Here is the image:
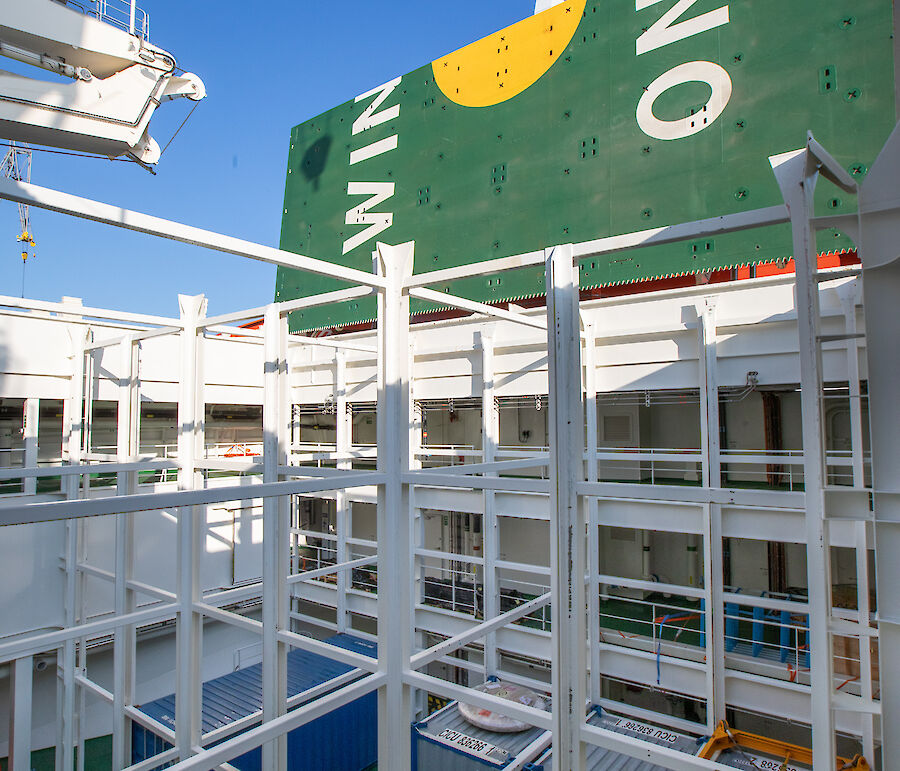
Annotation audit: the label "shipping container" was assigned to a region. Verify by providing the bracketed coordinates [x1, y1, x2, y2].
[524, 709, 703, 770]
[413, 699, 550, 770]
[132, 633, 377, 771]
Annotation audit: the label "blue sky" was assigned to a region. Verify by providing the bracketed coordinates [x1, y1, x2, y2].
[2, 0, 534, 317]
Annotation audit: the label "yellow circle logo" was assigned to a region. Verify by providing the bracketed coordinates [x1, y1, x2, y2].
[432, 1, 588, 107]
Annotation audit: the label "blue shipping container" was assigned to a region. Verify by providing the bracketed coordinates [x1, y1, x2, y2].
[132, 633, 377, 771]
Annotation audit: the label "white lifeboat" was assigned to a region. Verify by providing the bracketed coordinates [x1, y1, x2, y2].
[0, 0, 205, 165]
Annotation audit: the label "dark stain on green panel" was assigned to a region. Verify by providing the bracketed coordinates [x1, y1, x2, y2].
[276, 0, 894, 331]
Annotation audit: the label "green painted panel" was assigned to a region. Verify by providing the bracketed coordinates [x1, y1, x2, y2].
[0, 735, 112, 771]
[276, 1, 894, 331]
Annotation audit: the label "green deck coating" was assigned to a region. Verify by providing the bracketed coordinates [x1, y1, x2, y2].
[1, 735, 112, 771]
[276, 1, 895, 330]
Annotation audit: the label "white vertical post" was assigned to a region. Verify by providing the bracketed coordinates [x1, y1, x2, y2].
[583, 321, 602, 707]
[83, 351, 95, 461]
[262, 303, 289, 770]
[697, 299, 725, 728]
[335, 351, 351, 633]
[478, 330, 500, 677]
[22, 399, 38, 495]
[9, 656, 33, 771]
[864, 251, 900, 770]
[410, 341, 428, 718]
[58, 328, 87, 771]
[175, 295, 206, 762]
[112, 335, 137, 769]
[838, 283, 876, 761]
[128, 0, 136, 34]
[545, 244, 586, 770]
[838, 285, 866, 488]
[771, 149, 835, 768]
[375, 241, 414, 771]
[856, 124, 900, 771]
[698, 299, 721, 487]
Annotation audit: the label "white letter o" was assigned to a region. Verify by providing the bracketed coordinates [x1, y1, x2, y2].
[636, 61, 733, 141]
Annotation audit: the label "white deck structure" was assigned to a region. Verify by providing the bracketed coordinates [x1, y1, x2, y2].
[0, 0, 205, 165]
[0, 126, 898, 771]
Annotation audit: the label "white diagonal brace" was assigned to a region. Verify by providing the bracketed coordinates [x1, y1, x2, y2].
[0, 178, 386, 288]
[410, 286, 547, 329]
[411, 592, 550, 670]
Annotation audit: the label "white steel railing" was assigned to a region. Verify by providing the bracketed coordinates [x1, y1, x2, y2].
[419, 557, 482, 617]
[598, 590, 706, 652]
[720, 448, 867, 489]
[592, 447, 703, 486]
[1, 130, 894, 771]
[67, 0, 151, 39]
[500, 576, 552, 632]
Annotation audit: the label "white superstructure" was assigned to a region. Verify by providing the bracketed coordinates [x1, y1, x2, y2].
[0, 123, 897, 771]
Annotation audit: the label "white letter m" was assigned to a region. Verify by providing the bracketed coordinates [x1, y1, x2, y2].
[342, 182, 395, 255]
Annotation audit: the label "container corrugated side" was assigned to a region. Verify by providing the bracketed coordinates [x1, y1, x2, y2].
[131, 633, 377, 771]
[525, 710, 703, 770]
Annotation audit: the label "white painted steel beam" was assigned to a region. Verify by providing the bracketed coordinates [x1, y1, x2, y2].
[479, 330, 500, 677]
[404, 250, 545, 290]
[0, 459, 178, 480]
[194, 603, 262, 635]
[87, 326, 181, 350]
[206, 324, 376, 354]
[545, 243, 587, 770]
[0, 602, 180, 664]
[770, 145, 836, 769]
[0, 293, 181, 327]
[403, 473, 550, 493]
[0, 178, 387, 288]
[113, 335, 138, 769]
[77, 562, 176, 603]
[22, 399, 38, 495]
[58, 327, 87, 771]
[334, 351, 351, 632]
[375, 241, 415, 771]
[410, 286, 547, 329]
[275, 629, 379, 673]
[573, 204, 789, 260]
[697, 298, 726, 729]
[124, 749, 181, 771]
[9, 657, 33, 771]
[261, 304, 289, 770]
[161, 673, 385, 771]
[0, 472, 384, 526]
[410, 592, 551, 670]
[284, 555, 376, 585]
[200, 286, 376, 329]
[576, 481, 804, 508]
[175, 294, 206, 764]
[422, 455, 550, 475]
[857, 120, 900, 771]
[583, 321, 602, 706]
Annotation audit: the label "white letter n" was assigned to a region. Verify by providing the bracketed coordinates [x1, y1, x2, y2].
[352, 77, 402, 135]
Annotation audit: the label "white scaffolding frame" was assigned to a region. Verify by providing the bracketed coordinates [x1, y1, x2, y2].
[0, 124, 898, 771]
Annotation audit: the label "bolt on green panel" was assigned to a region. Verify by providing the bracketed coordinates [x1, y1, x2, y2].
[276, 0, 895, 331]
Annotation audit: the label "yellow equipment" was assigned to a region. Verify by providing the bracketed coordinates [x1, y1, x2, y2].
[697, 721, 870, 771]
